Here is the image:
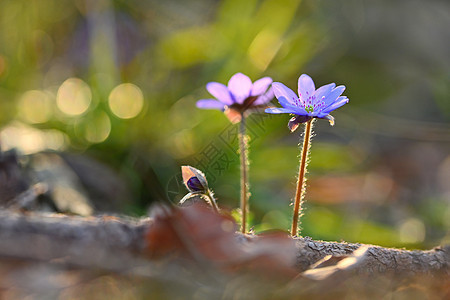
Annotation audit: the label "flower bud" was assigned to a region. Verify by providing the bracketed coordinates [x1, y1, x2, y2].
[181, 165, 209, 193]
[288, 115, 313, 132]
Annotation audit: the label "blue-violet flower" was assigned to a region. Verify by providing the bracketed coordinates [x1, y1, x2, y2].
[197, 73, 274, 123]
[265, 74, 349, 131]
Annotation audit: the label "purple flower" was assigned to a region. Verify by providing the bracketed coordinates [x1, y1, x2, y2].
[196, 73, 274, 123]
[265, 74, 349, 131]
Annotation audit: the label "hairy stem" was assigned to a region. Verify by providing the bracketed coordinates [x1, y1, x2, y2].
[206, 190, 219, 212]
[291, 119, 314, 236]
[239, 114, 249, 233]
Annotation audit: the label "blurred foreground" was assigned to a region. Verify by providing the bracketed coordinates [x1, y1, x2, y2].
[0, 204, 448, 299]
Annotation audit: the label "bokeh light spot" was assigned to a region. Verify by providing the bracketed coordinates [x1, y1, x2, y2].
[18, 90, 53, 124]
[108, 83, 144, 119]
[398, 218, 426, 244]
[0, 122, 68, 155]
[84, 112, 111, 144]
[57, 78, 92, 116]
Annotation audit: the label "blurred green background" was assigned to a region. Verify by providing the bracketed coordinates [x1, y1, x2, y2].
[0, 0, 449, 249]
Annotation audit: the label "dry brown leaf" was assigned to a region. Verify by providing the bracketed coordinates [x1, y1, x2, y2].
[144, 204, 299, 279]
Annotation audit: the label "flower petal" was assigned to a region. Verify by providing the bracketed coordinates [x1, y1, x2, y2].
[298, 74, 315, 103]
[322, 114, 335, 126]
[253, 88, 274, 105]
[228, 73, 252, 104]
[321, 96, 349, 114]
[277, 96, 308, 115]
[251, 77, 273, 96]
[322, 85, 345, 107]
[272, 82, 298, 105]
[265, 107, 296, 114]
[314, 83, 335, 102]
[196, 99, 226, 110]
[206, 82, 233, 105]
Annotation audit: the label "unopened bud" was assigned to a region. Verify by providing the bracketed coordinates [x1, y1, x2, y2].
[181, 165, 209, 193]
[288, 115, 313, 132]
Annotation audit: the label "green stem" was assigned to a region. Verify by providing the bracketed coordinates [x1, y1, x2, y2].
[291, 119, 314, 236]
[239, 114, 249, 233]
